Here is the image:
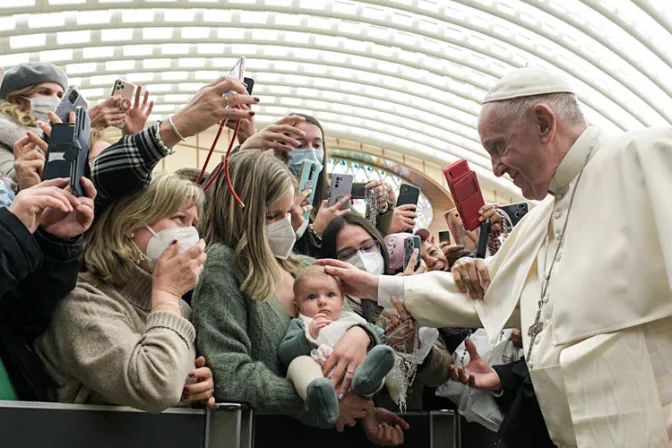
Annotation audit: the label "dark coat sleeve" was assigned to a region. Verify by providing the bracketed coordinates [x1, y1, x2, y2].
[492, 360, 555, 448]
[0, 207, 82, 400]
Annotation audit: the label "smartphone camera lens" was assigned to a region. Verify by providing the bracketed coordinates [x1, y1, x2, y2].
[69, 91, 78, 103]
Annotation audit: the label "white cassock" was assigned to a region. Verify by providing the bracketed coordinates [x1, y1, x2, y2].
[379, 126, 672, 448]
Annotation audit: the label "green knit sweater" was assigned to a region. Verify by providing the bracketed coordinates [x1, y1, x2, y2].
[192, 244, 382, 423]
[192, 244, 313, 417]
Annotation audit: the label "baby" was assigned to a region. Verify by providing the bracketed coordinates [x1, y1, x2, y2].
[278, 265, 395, 426]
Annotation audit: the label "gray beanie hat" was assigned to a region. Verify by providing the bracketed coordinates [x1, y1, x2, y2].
[0, 62, 68, 100]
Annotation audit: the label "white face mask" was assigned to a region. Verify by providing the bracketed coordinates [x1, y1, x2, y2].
[266, 215, 296, 260]
[26, 96, 60, 123]
[295, 218, 310, 240]
[347, 251, 385, 276]
[144, 225, 200, 272]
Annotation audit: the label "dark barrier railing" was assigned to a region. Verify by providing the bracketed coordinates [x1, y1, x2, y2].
[0, 401, 457, 448]
[0, 401, 253, 448]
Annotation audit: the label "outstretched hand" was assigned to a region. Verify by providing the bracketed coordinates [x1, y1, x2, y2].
[448, 338, 501, 391]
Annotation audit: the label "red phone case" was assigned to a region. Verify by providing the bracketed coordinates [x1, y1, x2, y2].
[443, 159, 485, 232]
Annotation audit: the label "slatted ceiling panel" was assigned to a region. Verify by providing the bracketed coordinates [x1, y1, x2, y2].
[2, 0, 671, 200]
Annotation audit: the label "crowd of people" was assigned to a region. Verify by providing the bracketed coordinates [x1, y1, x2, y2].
[1, 59, 671, 448]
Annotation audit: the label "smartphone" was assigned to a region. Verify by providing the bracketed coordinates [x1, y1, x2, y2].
[403, 235, 422, 271]
[243, 77, 255, 95]
[54, 86, 88, 123]
[111, 78, 137, 118]
[328, 174, 353, 209]
[443, 159, 485, 232]
[298, 160, 323, 219]
[499, 202, 530, 227]
[475, 221, 490, 259]
[351, 182, 367, 200]
[452, 172, 485, 232]
[228, 57, 245, 82]
[439, 230, 451, 243]
[443, 159, 470, 185]
[396, 184, 420, 207]
[42, 106, 90, 197]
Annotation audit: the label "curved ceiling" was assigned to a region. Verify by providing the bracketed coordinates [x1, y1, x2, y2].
[1, 0, 671, 199]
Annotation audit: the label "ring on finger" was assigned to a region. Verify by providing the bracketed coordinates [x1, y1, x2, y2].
[460, 272, 469, 283]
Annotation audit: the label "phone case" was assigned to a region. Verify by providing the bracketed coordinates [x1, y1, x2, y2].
[42, 124, 74, 181]
[298, 160, 323, 219]
[452, 171, 485, 231]
[243, 77, 255, 95]
[403, 235, 421, 271]
[111, 79, 136, 100]
[54, 86, 88, 123]
[439, 230, 451, 243]
[396, 184, 420, 207]
[351, 182, 367, 200]
[228, 57, 245, 81]
[475, 220, 491, 259]
[443, 159, 471, 213]
[328, 174, 353, 209]
[70, 107, 90, 196]
[443, 160, 470, 185]
[42, 107, 90, 197]
[499, 202, 530, 227]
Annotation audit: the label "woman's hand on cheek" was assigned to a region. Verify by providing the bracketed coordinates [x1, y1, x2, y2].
[322, 326, 370, 398]
[335, 392, 373, 432]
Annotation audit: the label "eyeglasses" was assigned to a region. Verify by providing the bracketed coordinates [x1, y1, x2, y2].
[336, 240, 381, 262]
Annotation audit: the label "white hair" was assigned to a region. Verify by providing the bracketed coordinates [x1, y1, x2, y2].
[490, 92, 586, 127]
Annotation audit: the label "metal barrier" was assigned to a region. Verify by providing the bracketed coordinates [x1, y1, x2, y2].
[0, 402, 456, 448]
[0, 401, 253, 448]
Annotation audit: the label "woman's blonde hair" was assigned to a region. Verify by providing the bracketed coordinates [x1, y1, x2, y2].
[84, 173, 204, 286]
[0, 84, 43, 127]
[202, 150, 300, 301]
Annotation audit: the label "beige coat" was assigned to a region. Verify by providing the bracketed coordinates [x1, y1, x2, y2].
[35, 268, 196, 413]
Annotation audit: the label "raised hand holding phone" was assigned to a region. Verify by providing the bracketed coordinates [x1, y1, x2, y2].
[39, 177, 97, 239]
[239, 115, 306, 152]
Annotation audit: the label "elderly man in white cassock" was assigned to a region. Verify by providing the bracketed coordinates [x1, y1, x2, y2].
[317, 67, 672, 448]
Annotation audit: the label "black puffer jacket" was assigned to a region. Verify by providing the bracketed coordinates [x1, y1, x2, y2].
[0, 207, 82, 400]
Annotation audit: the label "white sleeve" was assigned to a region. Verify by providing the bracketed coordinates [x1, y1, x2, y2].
[377, 275, 405, 308]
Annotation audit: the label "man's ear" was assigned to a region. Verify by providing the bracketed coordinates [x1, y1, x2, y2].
[533, 103, 556, 144]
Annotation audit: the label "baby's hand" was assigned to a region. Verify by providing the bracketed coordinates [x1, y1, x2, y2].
[309, 315, 332, 339]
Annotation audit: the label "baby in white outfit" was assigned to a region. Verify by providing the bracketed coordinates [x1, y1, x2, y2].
[278, 265, 395, 427]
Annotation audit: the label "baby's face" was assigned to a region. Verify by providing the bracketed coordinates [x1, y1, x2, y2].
[295, 274, 344, 319]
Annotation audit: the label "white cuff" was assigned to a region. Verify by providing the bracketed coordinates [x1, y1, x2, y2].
[377, 275, 405, 308]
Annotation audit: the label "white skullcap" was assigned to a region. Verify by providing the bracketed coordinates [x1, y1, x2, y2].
[482, 67, 575, 104]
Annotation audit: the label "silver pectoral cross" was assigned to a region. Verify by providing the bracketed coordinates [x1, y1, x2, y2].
[526, 309, 544, 359]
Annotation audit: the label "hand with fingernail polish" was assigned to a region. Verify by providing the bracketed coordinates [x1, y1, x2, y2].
[239, 114, 306, 152]
[181, 356, 217, 409]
